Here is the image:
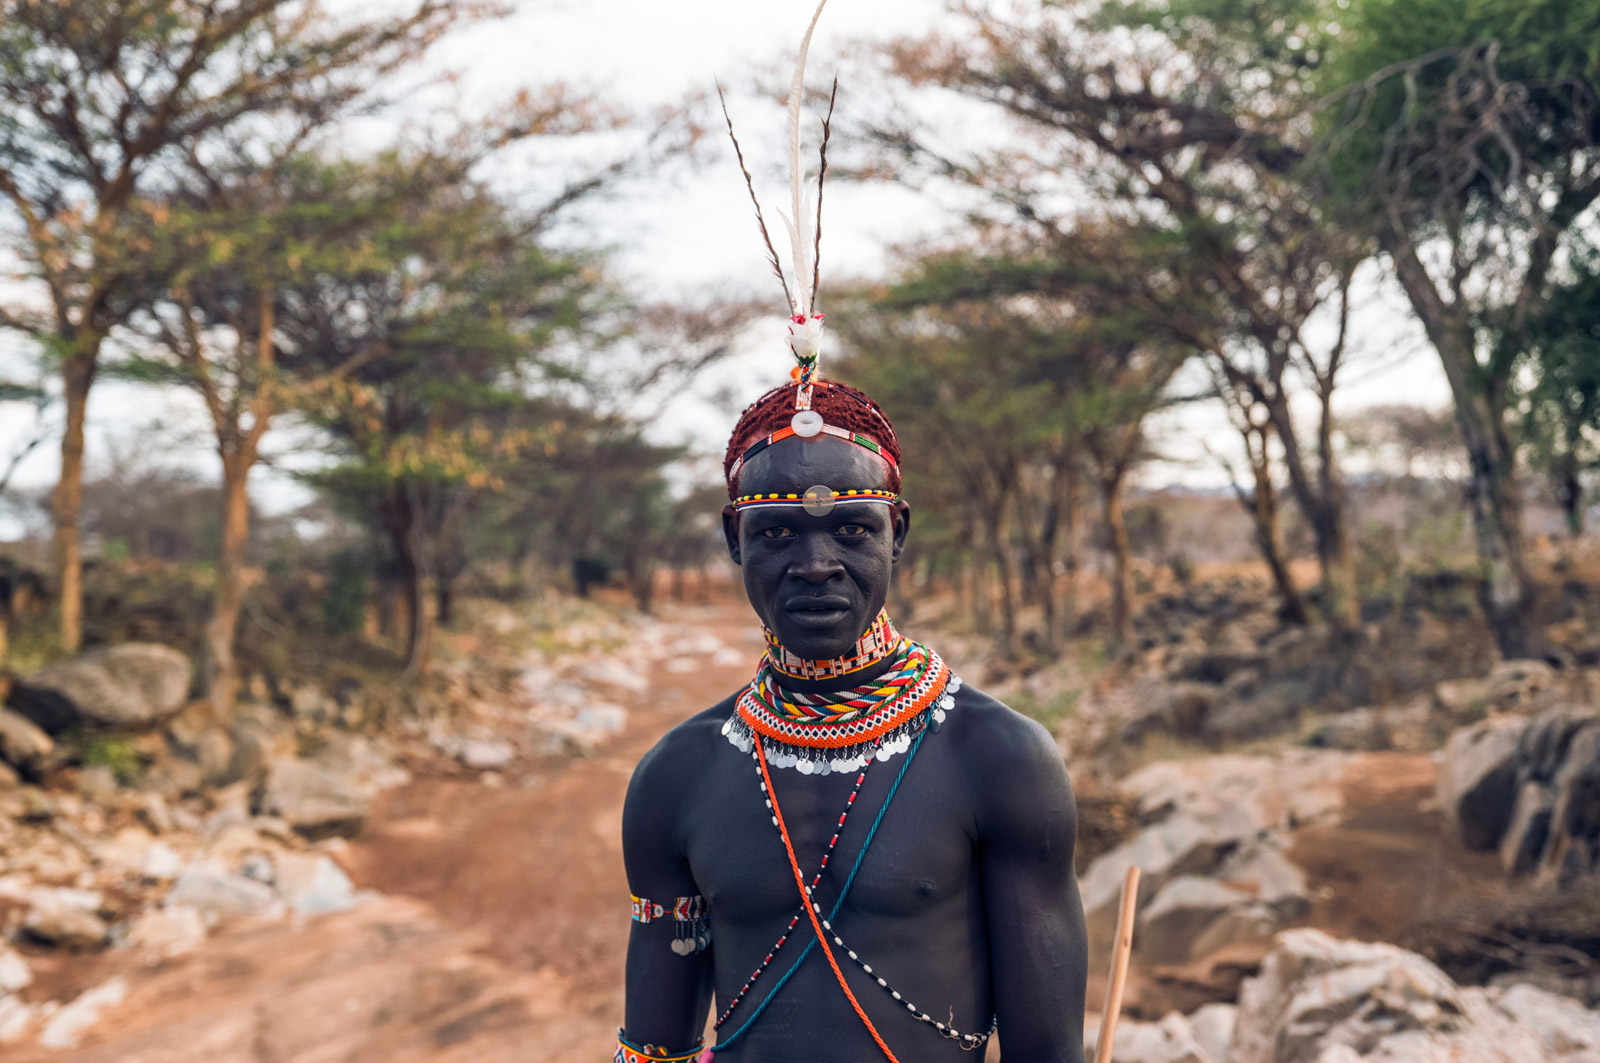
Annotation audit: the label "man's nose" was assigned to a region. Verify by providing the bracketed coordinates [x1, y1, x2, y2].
[788, 535, 844, 583]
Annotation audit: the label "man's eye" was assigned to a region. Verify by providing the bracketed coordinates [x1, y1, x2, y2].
[760, 527, 795, 540]
[837, 524, 867, 536]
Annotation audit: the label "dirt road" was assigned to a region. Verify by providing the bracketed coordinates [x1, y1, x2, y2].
[6, 603, 764, 1063]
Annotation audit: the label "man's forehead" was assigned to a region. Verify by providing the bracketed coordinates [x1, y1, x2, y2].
[738, 435, 892, 493]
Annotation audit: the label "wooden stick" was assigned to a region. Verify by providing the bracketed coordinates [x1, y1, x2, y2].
[1093, 866, 1141, 1063]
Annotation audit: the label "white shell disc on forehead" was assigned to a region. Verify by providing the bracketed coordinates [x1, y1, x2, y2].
[791, 410, 824, 437]
[802, 485, 836, 516]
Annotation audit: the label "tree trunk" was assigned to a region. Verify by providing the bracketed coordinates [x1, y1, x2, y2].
[206, 452, 253, 715]
[435, 575, 454, 626]
[1383, 234, 1535, 658]
[53, 347, 99, 654]
[1262, 388, 1358, 629]
[982, 505, 1019, 655]
[1101, 468, 1134, 649]
[1555, 455, 1584, 537]
[1245, 432, 1310, 625]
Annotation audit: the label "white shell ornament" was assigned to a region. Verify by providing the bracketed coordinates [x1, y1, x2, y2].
[791, 410, 824, 437]
[802, 485, 836, 515]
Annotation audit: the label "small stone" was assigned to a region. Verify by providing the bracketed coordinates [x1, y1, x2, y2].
[457, 739, 514, 771]
[0, 944, 32, 993]
[38, 977, 127, 1050]
[0, 707, 53, 773]
[273, 853, 359, 915]
[136, 792, 175, 834]
[141, 841, 183, 880]
[0, 996, 36, 1045]
[76, 764, 119, 801]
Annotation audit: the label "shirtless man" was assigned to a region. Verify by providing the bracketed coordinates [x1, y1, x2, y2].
[617, 378, 1089, 1062]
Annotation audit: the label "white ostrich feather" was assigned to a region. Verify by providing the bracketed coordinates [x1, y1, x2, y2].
[778, 0, 830, 318]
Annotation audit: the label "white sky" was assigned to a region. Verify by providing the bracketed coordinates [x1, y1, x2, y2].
[0, 0, 1452, 537]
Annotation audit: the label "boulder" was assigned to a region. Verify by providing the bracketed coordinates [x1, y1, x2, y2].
[1230, 928, 1600, 1063]
[257, 757, 369, 839]
[1188, 1003, 1236, 1063]
[1544, 722, 1600, 880]
[1437, 717, 1525, 850]
[0, 707, 53, 773]
[273, 853, 361, 914]
[23, 892, 109, 950]
[168, 867, 278, 918]
[1085, 1010, 1218, 1063]
[126, 904, 207, 959]
[1499, 781, 1554, 876]
[10, 643, 192, 733]
[1302, 707, 1390, 752]
[1139, 876, 1255, 966]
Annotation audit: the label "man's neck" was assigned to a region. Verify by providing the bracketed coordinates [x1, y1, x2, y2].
[763, 610, 907, 695]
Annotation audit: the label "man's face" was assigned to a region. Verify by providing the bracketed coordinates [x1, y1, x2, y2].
[723, 434, 910, 661]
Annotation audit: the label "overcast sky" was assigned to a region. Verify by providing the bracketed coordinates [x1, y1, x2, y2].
[0, 0, 1452, 536]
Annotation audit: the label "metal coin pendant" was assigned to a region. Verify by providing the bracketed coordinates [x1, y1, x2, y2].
[671, 937, 694, 956]
[802, 485, 836, 516]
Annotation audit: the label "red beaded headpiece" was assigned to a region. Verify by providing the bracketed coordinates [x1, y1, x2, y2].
[717, 0, 900, 499]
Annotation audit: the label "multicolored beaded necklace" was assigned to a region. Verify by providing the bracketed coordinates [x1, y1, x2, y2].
[721, 617, 954, 775]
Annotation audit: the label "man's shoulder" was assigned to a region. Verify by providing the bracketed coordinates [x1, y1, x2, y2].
[944, 681, 1061, 766]
[627, 691, 742, 797]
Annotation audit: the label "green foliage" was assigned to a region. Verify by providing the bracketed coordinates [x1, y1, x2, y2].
[74, 732, 142, 786]
[321, 551, 371, 636]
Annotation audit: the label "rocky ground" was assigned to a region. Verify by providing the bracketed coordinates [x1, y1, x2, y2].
[1, 572, 1599, 1062]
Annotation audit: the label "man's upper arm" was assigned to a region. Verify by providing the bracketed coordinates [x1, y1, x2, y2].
[621, 731, 714, 1051]
[974, 709, 1089, 1063]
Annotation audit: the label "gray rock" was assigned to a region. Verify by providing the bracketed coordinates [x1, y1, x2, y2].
[1545, 722, 1600, 880]
[125, 904, 206, 958]
[1188, 1003, 1235, 1063]
[193, 727, 236, 785]
[1517, 711, 1595, 782]
[168, 867, 277, 917]
[1499, 781, 1554, 876]
[457, 739, 514, 771]
[0, 995, 37, 1045]
[1231, 929, 1468, 1063]
[1139, 876, 1255, 966]
[38, 976, 126, 1050]
[1303, 707, 1390, 752]
[1435, 676, 1492, 718]
[0, 707, 53, 772]
[76, 763, 119, 800]
[23, 893, 109, 950]
[1085, 1010, 1218, 1063]
[1488, 982, 1600, 1056]
[257, 757, 369, 839]
[0, 944, 31, 993]
[11, 643, 192, 733]
[1438, 717, 1526, 850]
[273, 852, 361, 914]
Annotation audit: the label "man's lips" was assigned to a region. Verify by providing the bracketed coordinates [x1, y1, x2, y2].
[784, 595, 852, 614]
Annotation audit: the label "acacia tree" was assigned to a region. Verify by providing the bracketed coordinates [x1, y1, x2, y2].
[0, 0, 481, 652]
[876, 2, 1367, 629]
[1517, 261, 1600, 536]
[1317, 0, 1600, 654]
[289, 185, 609, 676]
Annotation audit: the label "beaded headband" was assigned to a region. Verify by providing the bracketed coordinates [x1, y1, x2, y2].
[733, 487, 898, 514]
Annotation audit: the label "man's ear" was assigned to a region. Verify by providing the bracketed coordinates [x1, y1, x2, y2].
[890, 499, 911, 563]
[722, 504, 742, 566]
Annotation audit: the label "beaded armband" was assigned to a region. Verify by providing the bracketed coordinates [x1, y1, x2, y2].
[630, 894, 711, 955]
[614, 1031, 706, 1063]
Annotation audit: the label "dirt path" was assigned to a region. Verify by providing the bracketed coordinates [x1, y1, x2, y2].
[7, 602, 762, 1063]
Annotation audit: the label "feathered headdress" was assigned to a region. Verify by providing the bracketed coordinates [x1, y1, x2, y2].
[719, 0, 838, 437]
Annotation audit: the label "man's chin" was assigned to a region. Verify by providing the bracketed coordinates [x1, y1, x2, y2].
[769, 613, 864, 660]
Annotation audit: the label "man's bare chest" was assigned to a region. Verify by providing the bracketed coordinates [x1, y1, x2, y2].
[679, 739, 979, 931]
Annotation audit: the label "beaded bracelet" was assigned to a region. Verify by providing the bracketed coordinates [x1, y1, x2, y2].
[630, 894, 710, 955]
[614, 1031, 706, 1063]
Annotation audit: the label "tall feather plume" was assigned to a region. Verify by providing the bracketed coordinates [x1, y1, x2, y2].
[775, 0, 831, 318]
[811, 77, 838, 317]
[717, 80, 793, 312]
